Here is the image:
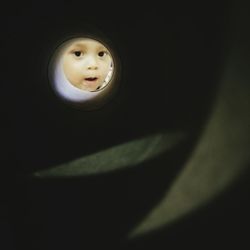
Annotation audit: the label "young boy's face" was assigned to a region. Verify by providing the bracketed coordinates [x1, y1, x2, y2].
[62, 38, 113, 91]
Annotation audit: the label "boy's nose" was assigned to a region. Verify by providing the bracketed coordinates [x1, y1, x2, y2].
[87, 65, 98, 70]
[86, 56, 98, 70]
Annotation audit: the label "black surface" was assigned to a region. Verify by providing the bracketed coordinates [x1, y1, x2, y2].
[1, 1, 250, 249]
[4, 1, 226, 173]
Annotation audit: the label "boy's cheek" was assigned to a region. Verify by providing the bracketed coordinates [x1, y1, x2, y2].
[64, 62, 79, 77]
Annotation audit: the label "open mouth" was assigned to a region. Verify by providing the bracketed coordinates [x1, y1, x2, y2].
[85, 77, 98, 81]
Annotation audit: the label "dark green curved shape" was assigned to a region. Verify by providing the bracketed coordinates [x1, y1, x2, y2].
[33, 132, 186, 177]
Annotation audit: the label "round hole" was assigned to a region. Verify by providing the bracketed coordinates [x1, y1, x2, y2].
[48, 36, 120, 110]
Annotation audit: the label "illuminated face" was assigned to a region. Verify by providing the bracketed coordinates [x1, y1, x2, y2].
[62, 38, 112, 91]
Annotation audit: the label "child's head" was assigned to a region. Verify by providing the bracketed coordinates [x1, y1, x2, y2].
[62, 38, 113, 91]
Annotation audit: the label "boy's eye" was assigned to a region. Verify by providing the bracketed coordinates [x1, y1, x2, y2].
[74, 51, 82, 57]
[98, 51, 107, 57]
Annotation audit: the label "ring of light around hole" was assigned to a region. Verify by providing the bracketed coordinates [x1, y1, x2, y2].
[48, 36, 119, 110]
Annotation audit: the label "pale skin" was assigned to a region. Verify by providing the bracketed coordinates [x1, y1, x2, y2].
[62, 38, 113, 91]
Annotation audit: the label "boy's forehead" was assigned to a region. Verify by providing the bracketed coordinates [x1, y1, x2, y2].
[67, 38, 106, 50]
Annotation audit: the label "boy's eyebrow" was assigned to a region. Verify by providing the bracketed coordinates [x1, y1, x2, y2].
[73, 43, 86, 47]
[68, 43, 87, 50]
[98, 45, 108, 51]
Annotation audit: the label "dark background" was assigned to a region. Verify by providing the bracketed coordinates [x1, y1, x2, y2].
[4, 1, 226, 173]
[1, 1, 250, 249]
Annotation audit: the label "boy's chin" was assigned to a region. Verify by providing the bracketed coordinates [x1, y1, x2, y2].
[78, 83, 100, 92]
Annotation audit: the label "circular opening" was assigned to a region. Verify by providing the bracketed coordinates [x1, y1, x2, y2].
[48, 36, 119, 110]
